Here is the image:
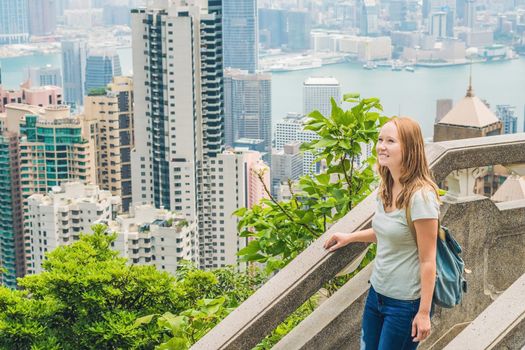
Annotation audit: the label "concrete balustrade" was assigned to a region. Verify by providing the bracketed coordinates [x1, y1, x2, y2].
[444, 269, 525, 349]
[193, 133, 525, 350]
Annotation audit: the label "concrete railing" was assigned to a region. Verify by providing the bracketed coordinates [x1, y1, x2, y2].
[443, 269, 525, 350]
[193, 133, 525, 350]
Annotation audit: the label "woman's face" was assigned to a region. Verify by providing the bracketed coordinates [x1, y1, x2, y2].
[376, 122, 403, 170]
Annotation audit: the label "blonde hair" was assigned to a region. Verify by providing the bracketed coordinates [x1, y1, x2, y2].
[377, 117, 440, 209]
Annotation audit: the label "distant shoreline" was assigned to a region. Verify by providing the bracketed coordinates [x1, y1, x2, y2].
[0, 45, 132, 59]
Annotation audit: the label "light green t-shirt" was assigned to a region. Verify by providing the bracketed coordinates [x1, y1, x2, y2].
[370, 188, 440, 300]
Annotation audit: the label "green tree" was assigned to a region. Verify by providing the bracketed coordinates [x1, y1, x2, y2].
[235, 94, 388, 273]
[0, 226, 266, 350]
[0, 225, 176, 349]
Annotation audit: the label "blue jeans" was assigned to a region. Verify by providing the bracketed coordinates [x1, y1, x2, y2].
[360, 286, 422, 350]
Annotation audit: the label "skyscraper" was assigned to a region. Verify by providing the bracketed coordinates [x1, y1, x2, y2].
[223, 0, 258, 72]
[28, 0, 57, 36]
[287, 10, 311, 51]
[258, 8, 287, 49]
[131, 0, 224, 216]
[303, 77, 341, 117]
[465, 0, 476, 28]
[430, 11, 447, 38]
[224, 69, 271, 164]
[84, 76, 134, 212]
[0, 132, 22, 288]
[131, 1, 274, 269]
[0, 0, 29, 44]
[359, 0, 379, 36]
[84, 49, 122, 94]
[2, 103, 96, 278]
[61, 40, 87, 108]
[496, 105, 517, 134]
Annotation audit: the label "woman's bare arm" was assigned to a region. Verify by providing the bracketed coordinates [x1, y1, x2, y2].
[412, 218, 438, 342]
[323, 227, 376, 252]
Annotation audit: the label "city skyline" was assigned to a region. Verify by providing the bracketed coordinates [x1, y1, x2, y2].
[0, 0, 524, 288]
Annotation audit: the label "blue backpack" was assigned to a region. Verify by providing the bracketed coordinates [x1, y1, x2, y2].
[406, 207, 467, 308]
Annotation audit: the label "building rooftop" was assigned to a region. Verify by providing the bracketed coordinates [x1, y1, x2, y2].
[438, 85, 500, 128]
[491, 175, 525, 202]
[303, 76, 340, 86]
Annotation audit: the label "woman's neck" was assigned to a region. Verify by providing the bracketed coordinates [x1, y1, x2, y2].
[389, 167, 402, 189]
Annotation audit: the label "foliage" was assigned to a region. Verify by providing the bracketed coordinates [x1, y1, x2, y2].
[234, 94, 389, 274]
[87, 87, 107, 96]
[135, 297, 233, 349]
[0, 226, 266, 350]
[134, 262, 266, 349]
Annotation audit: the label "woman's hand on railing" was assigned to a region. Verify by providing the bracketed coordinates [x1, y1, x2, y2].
[324, 228, 377, 252]
[323, 232, 353, 252]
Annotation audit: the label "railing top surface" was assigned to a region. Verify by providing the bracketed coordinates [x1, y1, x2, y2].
[193, 133, 525, 350]
[444, 271, 525, 350]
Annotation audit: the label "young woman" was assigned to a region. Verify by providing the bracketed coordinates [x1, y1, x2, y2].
[323, 117, 441, 350]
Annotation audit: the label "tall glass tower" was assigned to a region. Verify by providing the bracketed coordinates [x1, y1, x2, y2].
[61, 40, 87, 108]
[0, 132, 22, 288]
[222, 0, 258, 72]
[84, 49, 122, 94]
[0, 0, 29, 44]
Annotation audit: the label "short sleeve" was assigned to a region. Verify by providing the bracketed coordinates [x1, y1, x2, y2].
[410, 188, 439, 221]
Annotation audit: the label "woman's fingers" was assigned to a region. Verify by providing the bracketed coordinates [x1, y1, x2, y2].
[328, 242, 341, 252]
[323, 235, 336, 249]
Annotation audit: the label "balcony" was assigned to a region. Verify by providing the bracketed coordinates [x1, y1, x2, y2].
[193, 133, 525, 349]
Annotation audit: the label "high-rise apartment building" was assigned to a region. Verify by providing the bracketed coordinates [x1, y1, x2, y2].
[61, 40, 87, 108]
[224, 69, 271, 164]
[275, 113, 320, 176]
[303, 77, 341, 117]
[0, 0, 29, 44]
[83, 76, 134, 212]
[28, 0, 57, 36]
[13, 105, 96, 200]
[131, 0, 224, 213]
[26, 182, 120, 274]
[201, 149, 268, 268]
[496, 104, 517, 134]
[131, 0, 226, 269]
[2, 103, 96, 278]
[271, 142, 303, 196]
[0, 132, 22, 288]
[223, 0, 258, 72]
[26, 182, 198, 275]
[84, 49, 122, 94]
[28, 65, 62, 87]
[110, 203, 198, 274]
